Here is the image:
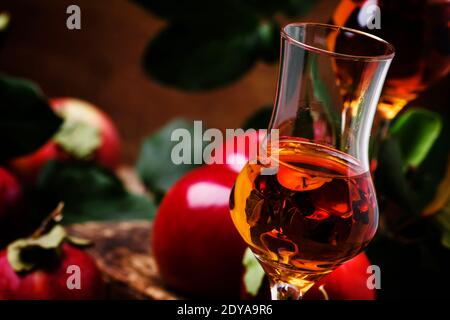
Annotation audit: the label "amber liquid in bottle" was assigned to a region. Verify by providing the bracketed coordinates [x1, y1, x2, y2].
[230, 139, 378, 290]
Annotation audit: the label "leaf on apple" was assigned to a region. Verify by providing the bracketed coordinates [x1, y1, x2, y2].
[37, 161, 156, 224]
[7, 225, 67, 272]
[0, 74, 63, 160]
[53, 120, 101, 160]
[242, 247, 265, 296]
[66, 235, 92, 247]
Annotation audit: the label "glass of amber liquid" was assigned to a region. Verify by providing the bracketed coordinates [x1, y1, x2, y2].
[230, 23, 394, 300]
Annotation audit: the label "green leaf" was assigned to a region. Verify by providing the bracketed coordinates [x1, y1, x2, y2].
[242, 105, 272, 130]
[37, 161, 156, 224]
[135, 0, 317, 90]
[136, 119, 203, 198]
[7, 240, 36, 272]
[7, 225, 67, 272]
[0, 74, 63, 160]
[242, 247, 265, 296]
[53, 120, 101, 159]
[257, 21, 280, 63]
[61, 194, 156, 224]
[390, 108, 442, 170]
[66, 235, 92, 247]
[375, 111, 449, 238]
[29, 225, 67, 249]
[411, 120, 449, 209]
[142, 19, 261, 90]
[0, 11, 10, 32]
[375, 138, 420, 218]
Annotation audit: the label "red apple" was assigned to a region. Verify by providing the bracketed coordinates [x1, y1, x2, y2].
[152, 164, 247, 298]
[210, 130, 267, 173]
[7, 142, 60, 184]
[0, 243, 105, 300]
[9, 98, 121, 182]
[305, 252, 376, 300]
[0, 167, 24, 247]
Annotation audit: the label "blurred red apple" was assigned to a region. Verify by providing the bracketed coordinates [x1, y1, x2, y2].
[241, 252, 375, 300]
[305, 252, 375, 300]
[0, 167, 24, 246]
[210, 130, 266, 173]
[0, 243, 105, 300]
[9, 98, 121, 182]
[152, 164, 247, 298]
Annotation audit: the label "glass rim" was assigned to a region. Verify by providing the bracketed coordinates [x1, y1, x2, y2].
[281, 22, 395, 62]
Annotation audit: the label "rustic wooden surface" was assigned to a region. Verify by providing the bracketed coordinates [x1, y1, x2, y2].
[68, 220, 184, 300]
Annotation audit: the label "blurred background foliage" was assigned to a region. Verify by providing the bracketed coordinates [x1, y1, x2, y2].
[134, 0, 314, 90]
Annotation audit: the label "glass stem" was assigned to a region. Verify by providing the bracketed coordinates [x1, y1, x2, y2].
[269, 279, 314, 300]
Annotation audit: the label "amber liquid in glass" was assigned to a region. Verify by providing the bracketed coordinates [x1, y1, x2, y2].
[230, 139, 378, 290]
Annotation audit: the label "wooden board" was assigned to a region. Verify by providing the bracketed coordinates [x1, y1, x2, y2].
[68, 221, 184, 300]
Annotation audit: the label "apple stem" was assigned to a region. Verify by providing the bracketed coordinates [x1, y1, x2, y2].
[31, 202, 65, 239]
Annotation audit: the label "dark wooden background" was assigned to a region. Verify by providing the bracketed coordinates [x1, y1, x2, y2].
[0, 0, 448, 163]
[0, 0, 337, 163]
